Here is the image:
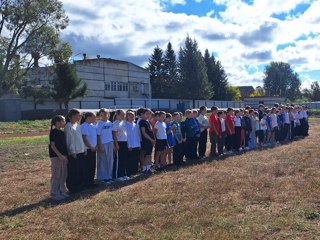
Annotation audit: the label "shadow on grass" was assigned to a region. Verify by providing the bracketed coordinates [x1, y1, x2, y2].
[0, 136, 308, 218]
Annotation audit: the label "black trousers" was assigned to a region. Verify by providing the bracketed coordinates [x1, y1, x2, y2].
[300, 118, 308, 136]
[186, 137, 197, 159]
[67, 153, 85, 193]
[127, 147, 140, 176]
[225, 134, 233, 151]
[244, 130, 250, 147]
[84, 149, 96, 187]
[198, 129, 208, 157]
[218, 132, 226, 154]
[234, 127, 242, 150]
[173, 142, 183, 166]
[209, 132, 218, 156]
[290, 121, 295, 140]
[117, 141, 128, 178]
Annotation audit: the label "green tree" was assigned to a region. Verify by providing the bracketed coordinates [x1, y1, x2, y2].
[163, 42, 178, 98]
[0, 0, 68, 96]
[51, 63, 87, 110]
[148, 46, 165, 98]
[203, 49, 228, 100]
[225, 86, 241, 101]
[263, 62, 301, 100]
[250, 86, 265, 97]
[20, 84, 51, 109]
[179, 36, 212, 99]
[310, 81, 320, 101]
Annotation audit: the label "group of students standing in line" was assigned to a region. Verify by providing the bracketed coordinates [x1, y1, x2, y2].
[48, 104, 309, 201]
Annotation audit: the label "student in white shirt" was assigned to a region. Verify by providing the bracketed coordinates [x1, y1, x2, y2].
[81, 112, 97, 188]
[64, 109, 86, 193]
[113, 109, 129, 181]
[233, 110, 242, 151]
[154, 111, 168, 169]
[198, 106, 209, 158]
[125, 111, 140, 176]
[96, 108, 114, 183]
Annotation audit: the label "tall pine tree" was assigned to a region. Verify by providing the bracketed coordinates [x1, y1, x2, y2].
[163, 42, 178, 98]
[179, 36, 212, 99]
[148, 46, 166, 98]
[51, 63, 87, 110]
[204, 49, 228, 100]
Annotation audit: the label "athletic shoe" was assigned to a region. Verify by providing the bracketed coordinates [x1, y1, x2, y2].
[123, 176, 130, 180]
[116, 177, 126, 181]
[60, 192, 70, 198]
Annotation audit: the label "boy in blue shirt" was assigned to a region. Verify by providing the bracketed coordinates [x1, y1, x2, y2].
[184, 109, 199, 160]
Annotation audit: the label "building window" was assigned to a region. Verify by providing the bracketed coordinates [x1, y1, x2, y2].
[133, 83, 139, 92]
[111, 82, 117, 91]
[105, 82, 110, 91]
[106, 81, 128, 92]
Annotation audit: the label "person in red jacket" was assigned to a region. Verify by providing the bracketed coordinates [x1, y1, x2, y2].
[208, 106, 220, 158]
[225, 107, 235, 153]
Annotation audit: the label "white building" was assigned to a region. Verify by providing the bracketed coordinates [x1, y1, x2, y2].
[25, 57, 151, 100]
[75, 58, 150, 99]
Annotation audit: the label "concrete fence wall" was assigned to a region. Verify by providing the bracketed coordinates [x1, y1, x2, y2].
[20, 98, 244, 112]
[2, 96, 320, 122]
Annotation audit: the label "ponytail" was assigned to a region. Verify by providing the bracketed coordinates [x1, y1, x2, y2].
[50, 115, 65, 132]
[113, 109, 125, 121]
[80, 111, 95, 124]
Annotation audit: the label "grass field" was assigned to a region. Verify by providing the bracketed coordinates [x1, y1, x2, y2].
[0, 120, 50, 135]
[0, 120, 320, 239]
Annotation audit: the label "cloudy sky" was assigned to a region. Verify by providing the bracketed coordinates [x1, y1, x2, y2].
[60, 0, 320, 89]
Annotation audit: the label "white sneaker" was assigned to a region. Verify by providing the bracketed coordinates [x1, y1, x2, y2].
[123, 176, 130, 180]
[117, 177, 126, 181]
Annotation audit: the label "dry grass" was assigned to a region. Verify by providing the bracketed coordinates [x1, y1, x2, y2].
[1, 120, 320, 240]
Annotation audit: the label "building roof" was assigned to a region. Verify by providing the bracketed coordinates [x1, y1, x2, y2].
[238, 86, 255, 98]
[75, 57, 147, 71]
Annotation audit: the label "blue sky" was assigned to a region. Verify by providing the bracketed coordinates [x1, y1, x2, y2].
[60, 0, 320, 89]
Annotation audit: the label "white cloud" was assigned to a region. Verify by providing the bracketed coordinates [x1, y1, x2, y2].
[60, 0, 320, 88]
[206, 10, 215, 17]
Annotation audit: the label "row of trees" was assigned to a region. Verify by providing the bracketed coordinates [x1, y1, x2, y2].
[250, 61, 320, 102]
[148, 36, 241, 101]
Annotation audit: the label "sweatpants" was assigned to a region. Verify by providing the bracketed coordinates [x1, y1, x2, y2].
[97, 142, 114, 180]
[173, 142, 183, 166]
[116, 141, 128, 178]
[84, 149, 96, 187]
[209, 132, 218, 156]
[248, 131, 256, 149]
[198, 129, 208, 157]
[127, 147, 140, 176]
[50, 157, 68, 197]
[66, 153, 85, 193]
